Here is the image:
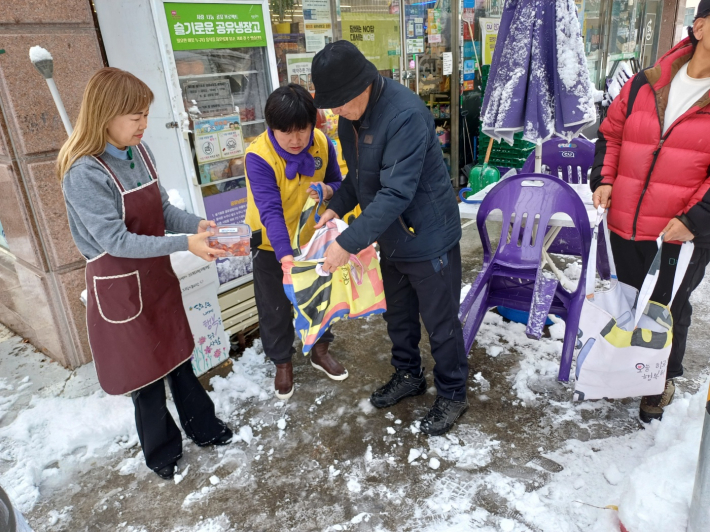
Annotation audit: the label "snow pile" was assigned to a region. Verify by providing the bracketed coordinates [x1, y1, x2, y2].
[208, 340, 272, 417]
[28, 46, 52, 63]
[0, 391, 134, 511]
[618, 387, 705, 531]
[475, 311, 563, 404]
[428, 426, 499, 470]
[414, 381, 708, 532]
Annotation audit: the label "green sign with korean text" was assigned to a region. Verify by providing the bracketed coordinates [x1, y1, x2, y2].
[164, 2, 267, 50]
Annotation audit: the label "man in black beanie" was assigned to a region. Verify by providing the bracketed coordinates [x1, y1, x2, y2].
[312, 40, 468, 436]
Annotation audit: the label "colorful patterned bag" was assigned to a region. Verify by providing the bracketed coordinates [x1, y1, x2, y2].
[283, 216, 386, 354]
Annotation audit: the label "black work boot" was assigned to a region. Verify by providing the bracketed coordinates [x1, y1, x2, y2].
[640, 379, 675, 423]
[420, 396, 468, 436]
[370, 369, 427, 408]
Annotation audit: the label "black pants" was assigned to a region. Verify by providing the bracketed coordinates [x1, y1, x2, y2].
[252, 249, 333, 364]
[610, 231, 710, 380]
[131, 361, 227, 472]
[380, 244, 468, 402]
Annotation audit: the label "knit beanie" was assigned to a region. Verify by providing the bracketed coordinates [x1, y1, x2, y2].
[312, 40, 379, 109]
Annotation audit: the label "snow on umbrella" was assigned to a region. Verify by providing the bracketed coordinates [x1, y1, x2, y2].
[481, 0, 596, 157]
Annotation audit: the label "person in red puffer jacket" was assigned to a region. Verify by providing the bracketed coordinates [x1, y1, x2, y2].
[591, 3, 710, 423]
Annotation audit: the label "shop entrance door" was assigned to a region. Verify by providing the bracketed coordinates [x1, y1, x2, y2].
[580, 0, 664, 89]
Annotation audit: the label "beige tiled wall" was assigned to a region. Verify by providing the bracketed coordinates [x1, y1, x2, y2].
[0, 1, 105, 368]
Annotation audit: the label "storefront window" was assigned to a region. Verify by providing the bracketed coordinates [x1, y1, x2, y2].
[402, 0, 453, 171]
[606, 0, 641, 64]
[581, 0, 603, 88]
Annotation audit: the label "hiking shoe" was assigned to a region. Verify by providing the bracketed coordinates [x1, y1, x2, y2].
[212, 427, 234, 446]
[640, 379, 675, 423]
[420, 396, 468, 436]
[370, 369, 427, 408]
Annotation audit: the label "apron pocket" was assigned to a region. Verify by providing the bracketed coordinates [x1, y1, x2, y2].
[93, 271, 143, 324]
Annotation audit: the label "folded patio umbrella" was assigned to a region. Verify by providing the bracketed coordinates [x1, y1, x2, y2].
[481, 0, 596, 157]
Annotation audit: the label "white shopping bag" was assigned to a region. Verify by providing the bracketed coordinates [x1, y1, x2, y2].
[574, 208, 694, 400]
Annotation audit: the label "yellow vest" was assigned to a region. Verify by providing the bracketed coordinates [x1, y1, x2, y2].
[245, 129, 330, 255]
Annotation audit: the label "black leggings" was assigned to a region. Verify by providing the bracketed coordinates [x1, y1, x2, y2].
[610, 231, 710, 380]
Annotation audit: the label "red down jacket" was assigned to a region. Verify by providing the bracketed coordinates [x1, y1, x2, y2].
[590, 38, 710, 247]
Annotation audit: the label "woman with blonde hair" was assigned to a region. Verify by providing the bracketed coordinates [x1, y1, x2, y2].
[60, 67, 232, 480]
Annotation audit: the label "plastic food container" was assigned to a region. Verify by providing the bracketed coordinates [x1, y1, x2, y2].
[207, 224, 252, 257]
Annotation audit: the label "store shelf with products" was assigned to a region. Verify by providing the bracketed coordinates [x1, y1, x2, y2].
[171, 39, 275, 290]
[178, 70, 260, 79]
[198, 173, 246, 189]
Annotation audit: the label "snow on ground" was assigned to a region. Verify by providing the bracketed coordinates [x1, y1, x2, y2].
[0, 391, 136, 511]
[0, 296, 708, 531]
[409, 380, 706, 532]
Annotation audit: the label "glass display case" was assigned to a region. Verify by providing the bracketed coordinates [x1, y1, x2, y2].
[171, 39, 272, 198]
[160, 0, 279, 286]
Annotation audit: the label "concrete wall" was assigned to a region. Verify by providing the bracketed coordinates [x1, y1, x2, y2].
[0, 0, 105, 367]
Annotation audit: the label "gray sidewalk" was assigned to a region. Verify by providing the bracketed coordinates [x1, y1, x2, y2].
[1, 224, 709, 532]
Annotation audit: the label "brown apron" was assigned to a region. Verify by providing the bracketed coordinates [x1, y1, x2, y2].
[86, 144, 194, 395]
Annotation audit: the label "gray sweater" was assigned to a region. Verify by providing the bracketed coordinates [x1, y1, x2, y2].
[63, 143, 201, 260]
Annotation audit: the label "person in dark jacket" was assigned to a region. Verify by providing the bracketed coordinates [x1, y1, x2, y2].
[591, 3, 710, 422]
[311, 41, 468, 435]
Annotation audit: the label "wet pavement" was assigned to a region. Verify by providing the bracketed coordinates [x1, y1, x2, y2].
[1, 222, 709, 532]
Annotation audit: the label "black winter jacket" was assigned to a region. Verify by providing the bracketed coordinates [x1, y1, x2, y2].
[329, 76, 461, 262]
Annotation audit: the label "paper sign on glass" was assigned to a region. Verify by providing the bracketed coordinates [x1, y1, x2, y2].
[218, 128, 245, 158]
[442, 52, 453, 76]
[195, 133, 221, 163]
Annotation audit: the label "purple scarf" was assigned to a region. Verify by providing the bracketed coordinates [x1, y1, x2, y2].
[267, 128, 315, 180]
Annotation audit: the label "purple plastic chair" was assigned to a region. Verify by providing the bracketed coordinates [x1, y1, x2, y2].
[459, 173, 592, 381]
[521, 137, 595, 182]
[521, 137, 610, 281]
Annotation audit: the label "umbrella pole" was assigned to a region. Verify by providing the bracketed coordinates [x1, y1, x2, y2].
[688, 382, 710, 532]
[535, 143, 542, 173]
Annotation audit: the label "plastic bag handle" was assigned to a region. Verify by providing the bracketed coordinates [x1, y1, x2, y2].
[311, 183, 325, 224]
[632, 236, 694, 329]
[585, 207, 617, 298]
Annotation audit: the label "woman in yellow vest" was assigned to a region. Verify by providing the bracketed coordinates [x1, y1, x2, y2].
[245, 84, 347, 399]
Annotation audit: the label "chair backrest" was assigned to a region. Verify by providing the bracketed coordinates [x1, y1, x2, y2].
[476, 173, 593, 278]
[521, 137, 595, 184]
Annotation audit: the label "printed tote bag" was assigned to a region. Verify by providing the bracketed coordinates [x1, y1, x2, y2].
[574, 208, 694, 400]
